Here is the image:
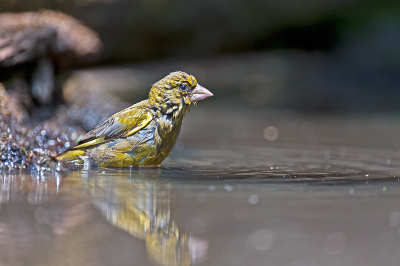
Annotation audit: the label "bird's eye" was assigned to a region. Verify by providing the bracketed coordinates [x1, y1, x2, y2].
[180, 84, 188, 91]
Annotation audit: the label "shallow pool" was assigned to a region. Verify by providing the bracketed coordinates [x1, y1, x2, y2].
[1, 110, 400, 266]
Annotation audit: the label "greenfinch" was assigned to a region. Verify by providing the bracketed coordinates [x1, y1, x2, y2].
[57, 71, 213, 168]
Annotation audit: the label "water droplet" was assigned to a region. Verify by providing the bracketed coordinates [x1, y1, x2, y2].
[232, 123, 247, 139]
[389, 211, 400, 227]
[246, 228, 276, 254]
[224, 184, 233, 192]
[263, 126, 279, 141]
[175, 141, 184, 151]
[248, 194, 259, 205]
[34, 207, 50, 224]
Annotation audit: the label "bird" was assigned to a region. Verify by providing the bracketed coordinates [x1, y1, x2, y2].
[57, 71, 213, 168]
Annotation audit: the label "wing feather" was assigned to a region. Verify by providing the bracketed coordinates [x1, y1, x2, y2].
[70, 103, 154, 150]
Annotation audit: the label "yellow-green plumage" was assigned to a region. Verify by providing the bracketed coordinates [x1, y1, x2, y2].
[57, 71, 212, 168]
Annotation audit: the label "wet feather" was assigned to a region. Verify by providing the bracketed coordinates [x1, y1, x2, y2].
[57, 71, 212, 168]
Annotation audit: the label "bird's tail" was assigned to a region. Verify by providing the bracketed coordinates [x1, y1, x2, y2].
[56, 149, 86, 165]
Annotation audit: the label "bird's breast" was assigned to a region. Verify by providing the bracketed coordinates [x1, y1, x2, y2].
[155, 114, 183, 148]
[157, 114, 175, 134]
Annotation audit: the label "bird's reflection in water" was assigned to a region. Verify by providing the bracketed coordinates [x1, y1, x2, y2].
[85, 168, 207, 266]
[0, 169, 207, 266]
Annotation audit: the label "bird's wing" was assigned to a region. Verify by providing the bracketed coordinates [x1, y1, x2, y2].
[71, 105, 154, 150]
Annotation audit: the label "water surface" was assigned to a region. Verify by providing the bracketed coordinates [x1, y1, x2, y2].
[1, 142, 400, 266]
[1, 111, 400, 266]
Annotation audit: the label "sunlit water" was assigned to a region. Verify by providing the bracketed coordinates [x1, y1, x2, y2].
[2, 109, 400, 266]
[1, 141, 400, 266]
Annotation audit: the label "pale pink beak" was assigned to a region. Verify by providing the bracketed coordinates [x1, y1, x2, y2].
[190, 84, 213, 102]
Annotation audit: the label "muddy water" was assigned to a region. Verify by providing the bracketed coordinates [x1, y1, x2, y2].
[1, 111, 400, 266]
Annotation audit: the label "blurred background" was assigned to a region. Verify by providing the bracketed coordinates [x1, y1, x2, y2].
[2, 0, 400, 110]
[1, 0, 400, 152]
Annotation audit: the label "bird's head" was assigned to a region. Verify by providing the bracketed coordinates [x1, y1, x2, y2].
[149, 71, 213, 118]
